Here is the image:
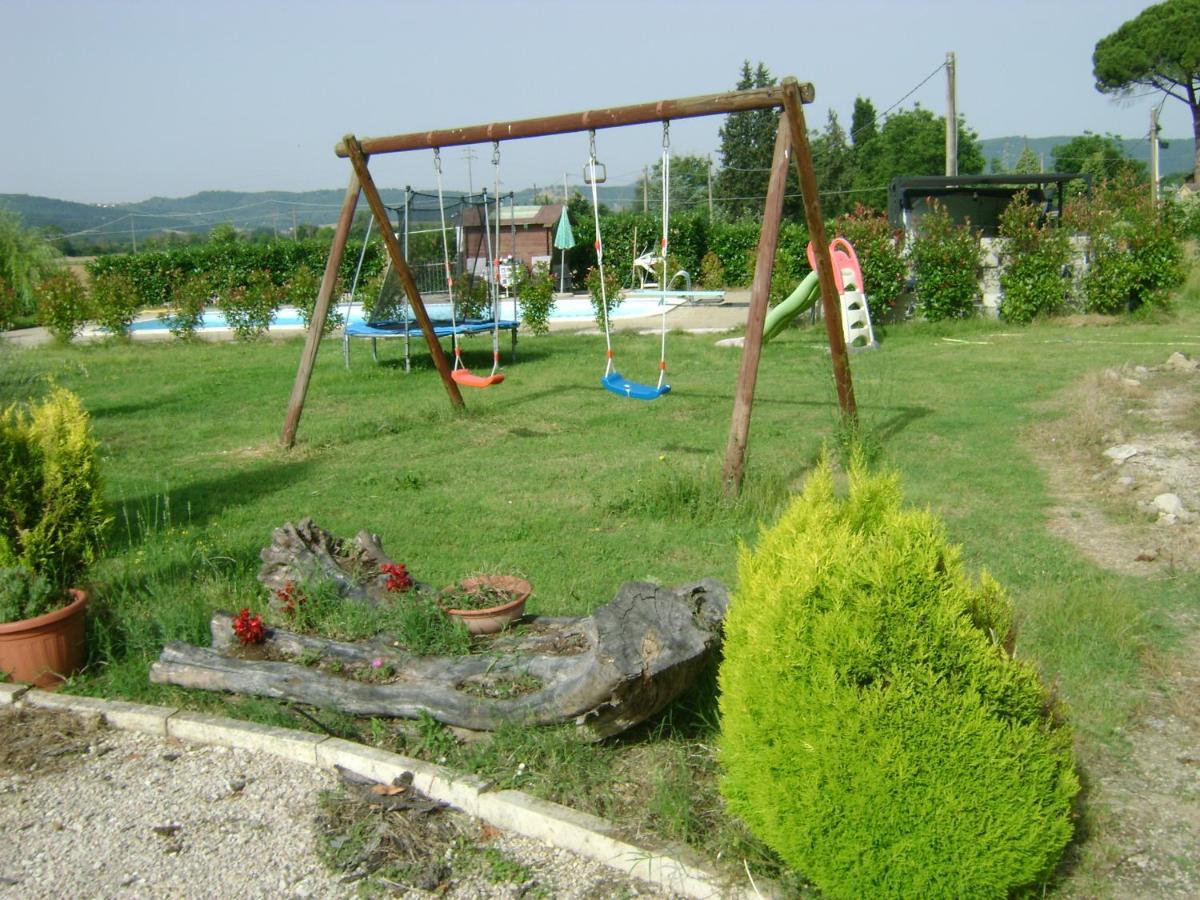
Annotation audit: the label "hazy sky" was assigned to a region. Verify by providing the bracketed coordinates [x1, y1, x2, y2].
[0, 0, 1187, 204]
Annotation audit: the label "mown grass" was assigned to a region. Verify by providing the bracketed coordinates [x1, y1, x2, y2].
[2, 277, 1199, 888]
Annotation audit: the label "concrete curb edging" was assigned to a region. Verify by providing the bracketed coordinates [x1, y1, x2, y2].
[4, 688, 771, 899]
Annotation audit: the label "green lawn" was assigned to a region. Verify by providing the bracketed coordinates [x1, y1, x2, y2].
[3, 287, 1199, 888]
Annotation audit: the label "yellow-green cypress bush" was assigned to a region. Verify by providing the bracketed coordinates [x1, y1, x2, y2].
[0, 387, 107, 588]
[719, 457, 1077, 898]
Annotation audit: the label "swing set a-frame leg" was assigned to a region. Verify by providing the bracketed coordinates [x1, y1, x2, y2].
[344, 135, 465, 413]
[282, 171, 360, 448]
[722, 78, 857, 496]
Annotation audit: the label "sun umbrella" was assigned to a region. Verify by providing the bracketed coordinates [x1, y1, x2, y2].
[553, 205, 575, 293]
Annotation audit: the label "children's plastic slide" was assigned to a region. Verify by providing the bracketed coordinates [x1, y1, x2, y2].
[762, 270, 820, 343]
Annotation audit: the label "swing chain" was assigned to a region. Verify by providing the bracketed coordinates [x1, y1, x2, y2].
[662, 121, 670, 149]
[433, 147, 442, 174]
[588, 129, 597, 162]
[491, 141, 500, 166]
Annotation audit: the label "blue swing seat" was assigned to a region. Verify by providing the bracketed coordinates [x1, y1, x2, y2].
[602, 370, 671, 401]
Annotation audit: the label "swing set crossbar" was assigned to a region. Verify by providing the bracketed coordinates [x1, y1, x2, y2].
[334, 82, 813, 157]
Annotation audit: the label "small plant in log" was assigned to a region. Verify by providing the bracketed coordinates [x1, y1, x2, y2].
[231, 608, 266, 645]
[439, 584, 514, 612]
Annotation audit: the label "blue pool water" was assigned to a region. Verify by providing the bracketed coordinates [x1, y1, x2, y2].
[129, 296, 680, 333]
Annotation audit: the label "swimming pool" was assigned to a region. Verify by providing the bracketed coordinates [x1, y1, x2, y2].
[127, 295, 681, 333]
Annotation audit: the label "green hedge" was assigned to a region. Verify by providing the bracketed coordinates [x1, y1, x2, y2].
[1067, 173, 1187, 314]
[85, 239, 385, 308]
[719, 456, 1078, 898]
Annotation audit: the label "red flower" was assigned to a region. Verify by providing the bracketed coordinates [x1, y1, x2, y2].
[380, 563, 413, 593]
[232, 607, 266, 645]
[275, 581, 300, 617]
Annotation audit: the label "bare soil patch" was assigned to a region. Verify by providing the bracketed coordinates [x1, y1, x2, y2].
[1032, 353, 1200, 575]
[1030, 351, 1200, 897]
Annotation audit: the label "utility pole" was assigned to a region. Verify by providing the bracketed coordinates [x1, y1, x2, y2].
[1150, 106, 1161, 205]
[643, 165, 649, 213]
[461, 147, 477, 196]
[292, 209, 298, 240]
[945, 51, 957, 177]
[130, 217, 137, 253]
[707, 155, 714, 216]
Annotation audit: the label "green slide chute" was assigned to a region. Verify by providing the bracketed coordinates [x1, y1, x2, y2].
[762, 270, 820, 343]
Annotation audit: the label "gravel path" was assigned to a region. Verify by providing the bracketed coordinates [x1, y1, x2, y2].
[0, 709, 676, 899]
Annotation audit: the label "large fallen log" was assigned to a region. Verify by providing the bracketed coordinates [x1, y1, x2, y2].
[150, 519, 728, 738]
[152, 579, 726, 738]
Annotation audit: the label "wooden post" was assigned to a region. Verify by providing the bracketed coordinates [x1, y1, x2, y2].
[782, 78, 857, 422]
[722, 117, 791, 495]
[281, 171, 361, 447]
[945, 51, 958, 177]
[344, 136, 466, 412]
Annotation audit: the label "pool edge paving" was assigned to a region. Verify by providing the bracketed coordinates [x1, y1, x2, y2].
[7, 686, 775, 900]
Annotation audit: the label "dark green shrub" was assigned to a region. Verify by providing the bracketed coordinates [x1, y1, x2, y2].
[719, 456, 1078, 898]
[1066, 172, 1186, 314]
[288, 264, 343, 334]
[160, 270, 210, 340]
[585, 265, 620, 329]
[698, 252, 725, 288]
[453, 274, 489, 322]
[834, 204, 907, 324]
[218, 269, 282, 340]
[996, 192, 1073, 324]
[0, 277, 16, 331]
[910, 202, 982, 320]
[767, 222, 812, 306]
[1181, 192, 1200, 240]
[515, 262, 556, 336]
[0, 387, 108, 589]
[90, 271, 142, 338]
[36, 269, 90, 343]
[85, 238, 384, 309]
[707, 219, 761, 286]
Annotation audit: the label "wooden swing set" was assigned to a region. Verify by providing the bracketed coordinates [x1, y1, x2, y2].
[280, 76, 857, 494]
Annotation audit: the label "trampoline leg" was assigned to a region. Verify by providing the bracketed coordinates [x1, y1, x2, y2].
[371, 337, 378, 364]
[510, 326, 517, 362]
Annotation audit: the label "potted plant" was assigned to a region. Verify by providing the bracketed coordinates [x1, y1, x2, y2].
[0, 387, 108, 688]
[440, 575, 532, 635]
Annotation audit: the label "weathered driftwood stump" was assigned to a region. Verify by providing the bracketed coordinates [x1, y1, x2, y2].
[150, 519, 728, 738]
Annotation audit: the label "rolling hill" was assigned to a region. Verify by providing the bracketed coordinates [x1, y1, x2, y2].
[979, 135, 1195, 178]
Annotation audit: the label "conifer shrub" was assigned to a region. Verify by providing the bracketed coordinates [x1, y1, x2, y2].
[0, 387, 108, 588]
[719, 457, 1078, 899]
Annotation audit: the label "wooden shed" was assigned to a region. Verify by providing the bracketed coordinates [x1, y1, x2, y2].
[460, 204, 560, 277]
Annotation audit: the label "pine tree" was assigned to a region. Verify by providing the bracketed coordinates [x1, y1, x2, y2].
[810, 110, 854, 217]
[715, 61, 784, 219]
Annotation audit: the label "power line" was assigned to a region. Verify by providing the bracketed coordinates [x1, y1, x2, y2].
[853, 59, 949, 142]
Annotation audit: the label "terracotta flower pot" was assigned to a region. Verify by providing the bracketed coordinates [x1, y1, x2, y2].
[0, 588, 88, 689]
[443, 575, 531, 635]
